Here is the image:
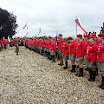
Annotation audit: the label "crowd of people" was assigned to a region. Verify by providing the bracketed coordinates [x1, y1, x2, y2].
[0, 37, 9, 50]
[0, 32, 104, 90]
[23, 33, 104, 90]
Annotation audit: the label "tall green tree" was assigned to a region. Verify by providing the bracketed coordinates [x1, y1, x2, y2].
[0, 8, 18, 39]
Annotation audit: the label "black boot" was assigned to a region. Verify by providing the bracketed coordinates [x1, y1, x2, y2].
[96, 68, 99, 76]
[58, 63, 64, 66]
[70, 65, 76, 73]
[88, 70, 93, 81]
[52, 55, 55, 62]
[47, 52, 50, 59]
[88, 70, 96, 82]
[92, 71, 96, 81]
[78, 68, 84, 77]
[49, 55, 52, 60]
[63, 62, 68, 69]
[84, 67, 89, 71]
[98, 76, 104, 89]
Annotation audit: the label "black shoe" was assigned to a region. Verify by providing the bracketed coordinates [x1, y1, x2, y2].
[78, 68, 83, 77]
[95, 68, 99, 76]
[70, 65, 76, 73]
[63, 66, 68, 69]
[58, 63, 61, 65]
[84, 67, 89, 71]
[71, 69, 76, 72]
[58, 63, 63, 66]
[98, 76, 104, 89]
[100, 85, 104, 89]
[78, 74, 84, 77]
[92, 71, 96, 81]
[52, 56, 55, 62]
[63, 62, 68, 69]
[49, 58, 52, 60]
[98, 84, 103, 88]
[88, 78, 95, 82]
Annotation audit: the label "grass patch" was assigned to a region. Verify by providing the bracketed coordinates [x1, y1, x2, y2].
[83, 58, 86, 65]
[0, 48, 3, 52]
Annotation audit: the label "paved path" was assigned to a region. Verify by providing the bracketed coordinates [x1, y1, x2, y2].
[0, 47, 104, 104]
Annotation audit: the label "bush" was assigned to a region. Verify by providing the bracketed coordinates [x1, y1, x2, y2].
[0, 48, 3, 52]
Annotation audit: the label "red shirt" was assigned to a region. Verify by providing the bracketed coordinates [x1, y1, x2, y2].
[50, 40, 56, 51]
[58, 38, 64, 52]
[85, 43, 97, 64]
[0, 40, 2, 45]
[74, 40, 86, 58]
[63, 43, 69, 56]
[97, 42, 104, 62]
[14, 39, 17, 46]
[69, 41, 75, 55]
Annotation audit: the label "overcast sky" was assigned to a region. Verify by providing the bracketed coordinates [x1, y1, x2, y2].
[0, 0, 104, 37]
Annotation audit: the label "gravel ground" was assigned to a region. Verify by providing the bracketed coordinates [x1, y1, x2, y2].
[0, 47, 104, 104]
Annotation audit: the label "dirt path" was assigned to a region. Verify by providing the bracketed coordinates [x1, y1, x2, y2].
[0, 47, 104, 104]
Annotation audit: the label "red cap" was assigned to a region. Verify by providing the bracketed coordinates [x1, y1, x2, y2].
[98, 33, 104, 37]
[67, 37, 72, 40]
[89, 36, 95, 39]
[77, 34, 82, 38]
[92, 33, 96, 37]
[84, 35, 89, 38]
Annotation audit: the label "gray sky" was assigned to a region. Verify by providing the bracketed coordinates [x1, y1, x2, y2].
[0, 0, 104, 37]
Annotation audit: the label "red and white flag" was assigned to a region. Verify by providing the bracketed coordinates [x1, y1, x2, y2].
[75, 18, 87, 35]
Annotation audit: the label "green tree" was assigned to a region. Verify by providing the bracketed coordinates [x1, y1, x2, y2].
[0, 8, 18, 39]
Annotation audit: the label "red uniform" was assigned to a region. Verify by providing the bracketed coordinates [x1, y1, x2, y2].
[74, 40, 86, 58]
[97, 42, 104, 62]
[14, 39, 17, 46]
[50, 40, 56, 52]
[69, 41, 76, 56]
[96, 38, 101, 45]
[63, 43, 69, 56]
[48, 39, 52, 50]
[45, 40, 49, 49]
[58, 38, 64, 52]
[6, 40, 9, 44]
[85, 43, 97, 64]
[3, 39, 7, 45]
[0, 40, 2, 45]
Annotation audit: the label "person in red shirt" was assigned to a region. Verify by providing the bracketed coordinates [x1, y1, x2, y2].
[50, 38, 56, 62]
[3, 37, 7, 49]
[62, 40, 69, 69]
[85, 36, 97, 82]
[47, 37, 52, 60]
[75, 34, 86, 77]
[96, 33, 104, 89]
[84, 35, 89, 42]
[68, 37, 76, 72]
[58, 34, 64, 66]
[0, 39, 3, 49]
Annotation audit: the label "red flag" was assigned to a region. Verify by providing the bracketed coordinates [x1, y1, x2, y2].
[75, 18, 87, 35]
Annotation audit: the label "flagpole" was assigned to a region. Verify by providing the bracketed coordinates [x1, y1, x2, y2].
[76, 16, 77, 39]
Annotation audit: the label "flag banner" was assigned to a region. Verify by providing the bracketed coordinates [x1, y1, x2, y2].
[23, 24, 27, 29]
[75, 18, 87, 34]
